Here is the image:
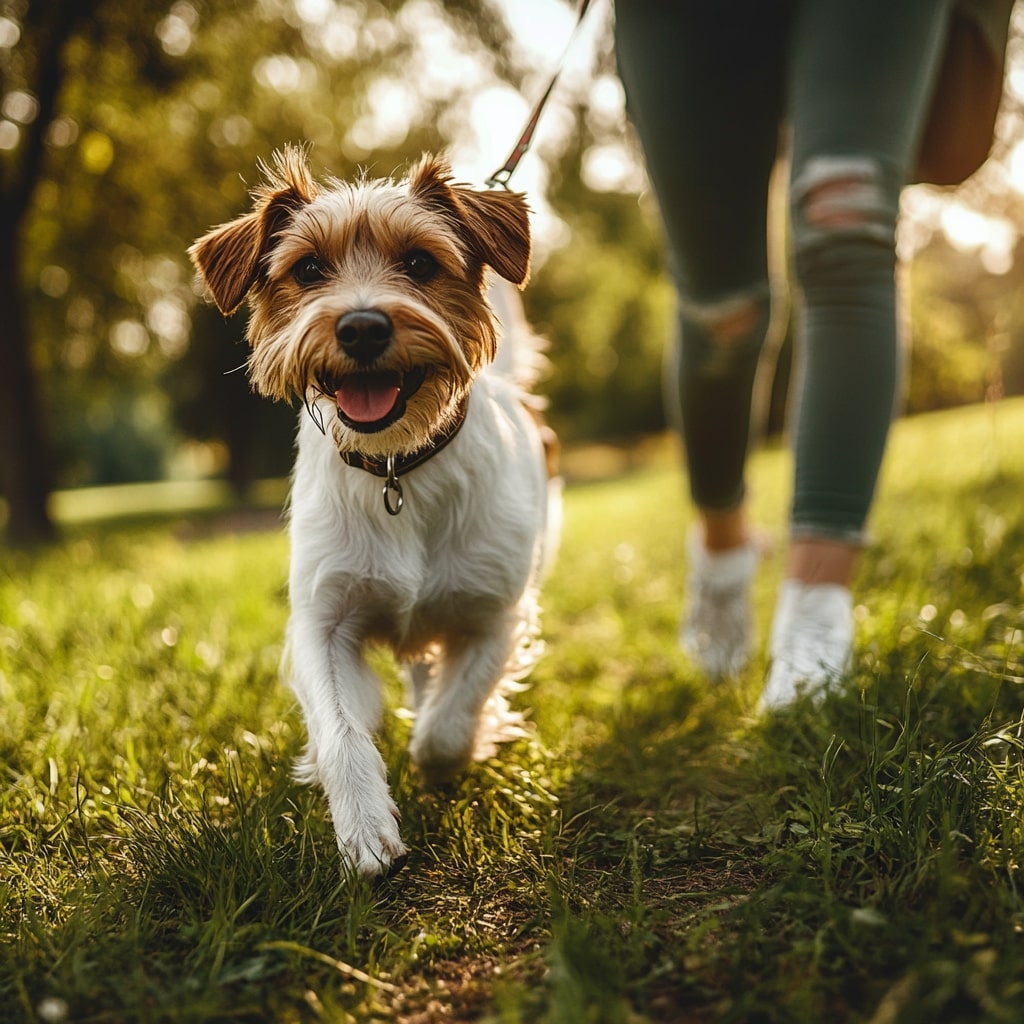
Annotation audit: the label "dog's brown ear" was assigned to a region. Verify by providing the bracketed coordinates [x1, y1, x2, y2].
[189, 146, 319, 315]
[409, 157, 532, 287]
[189, 211, 275, 315]
[451, 185, 532, 286]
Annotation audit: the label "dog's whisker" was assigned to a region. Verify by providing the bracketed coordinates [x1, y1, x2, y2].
[303, 391, 327, 435]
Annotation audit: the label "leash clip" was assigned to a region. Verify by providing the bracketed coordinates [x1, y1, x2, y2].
[383, 455, 404, 516]
[484, 166, 514, 191]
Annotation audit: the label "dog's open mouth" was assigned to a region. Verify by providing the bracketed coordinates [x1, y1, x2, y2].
[330, 368, 426, 433]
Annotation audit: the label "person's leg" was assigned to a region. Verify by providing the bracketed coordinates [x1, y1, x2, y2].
[616, 1, 791, 521]
[763, 0, 955, 705]
[615, 1, 792, 674]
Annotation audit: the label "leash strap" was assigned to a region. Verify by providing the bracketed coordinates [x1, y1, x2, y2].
[485, 0, 595, 189]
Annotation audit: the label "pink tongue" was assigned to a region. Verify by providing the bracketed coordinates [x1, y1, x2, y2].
[335, 374, 401, 423]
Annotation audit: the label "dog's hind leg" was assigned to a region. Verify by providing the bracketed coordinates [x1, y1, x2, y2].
[408, 608, 530, 784]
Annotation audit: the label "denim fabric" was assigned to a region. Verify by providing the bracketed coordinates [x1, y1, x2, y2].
[615, 0, 954, 538]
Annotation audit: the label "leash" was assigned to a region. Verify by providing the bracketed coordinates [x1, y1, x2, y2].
[485, 0, 596, 190]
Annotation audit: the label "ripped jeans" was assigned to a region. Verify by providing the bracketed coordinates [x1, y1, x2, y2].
[615, 0, 954, 542]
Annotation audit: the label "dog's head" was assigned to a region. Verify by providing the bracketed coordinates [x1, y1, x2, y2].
[188, 146, 531, 456]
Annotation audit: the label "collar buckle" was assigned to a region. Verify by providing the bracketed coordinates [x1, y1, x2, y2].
[382, 455, 404, 516]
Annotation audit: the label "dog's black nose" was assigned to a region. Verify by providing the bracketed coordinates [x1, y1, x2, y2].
[335, 309, 393, 363]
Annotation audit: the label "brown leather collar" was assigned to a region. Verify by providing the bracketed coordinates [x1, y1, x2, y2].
[337, 396, 469, 480]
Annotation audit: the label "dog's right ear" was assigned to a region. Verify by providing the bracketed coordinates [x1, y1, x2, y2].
[189, 146, 319, 315]
[408, 156, 532, 287]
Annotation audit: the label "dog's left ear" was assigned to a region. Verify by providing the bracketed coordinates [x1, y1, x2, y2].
[189, 145, 318, 315]
[410, 157, 532, 287]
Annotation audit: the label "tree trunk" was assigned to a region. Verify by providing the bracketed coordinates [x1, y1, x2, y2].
[0, 3, 101, 547]
[0, 219, 57, 546]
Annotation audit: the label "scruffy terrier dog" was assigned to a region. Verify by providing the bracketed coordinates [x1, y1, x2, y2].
[189, 147, 559, 877]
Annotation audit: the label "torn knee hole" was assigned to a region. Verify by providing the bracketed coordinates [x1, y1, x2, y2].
[708, 302, 761, 345]
[804, 177, 879, 229]
[794, 156, 890, 235]
[685, 293, 766, 346]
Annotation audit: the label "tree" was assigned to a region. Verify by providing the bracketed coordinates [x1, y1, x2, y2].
[1, 0, 191, 543]
[0, 0, 98, 545]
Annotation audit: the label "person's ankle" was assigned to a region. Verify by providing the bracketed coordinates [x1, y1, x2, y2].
[785, 537, 858, 587]
[700, 507, 749, 553]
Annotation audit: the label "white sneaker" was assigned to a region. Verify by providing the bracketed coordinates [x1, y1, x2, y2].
[760, 580, 854, 711]
[680, 536, 759, 678]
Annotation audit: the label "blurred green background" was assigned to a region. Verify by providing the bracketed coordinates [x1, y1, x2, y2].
[4, 0, 1024, 546]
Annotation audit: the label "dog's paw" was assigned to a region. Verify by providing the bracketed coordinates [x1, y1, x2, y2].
[409, 711, 475, 786]
[335, 801, 408, 879]
[412, 752, 468, 787]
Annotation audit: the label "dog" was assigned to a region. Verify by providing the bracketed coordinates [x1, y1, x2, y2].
[189, 146, 560, 877]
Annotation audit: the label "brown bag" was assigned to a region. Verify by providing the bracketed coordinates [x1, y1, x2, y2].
[913, 6, 1013, 187]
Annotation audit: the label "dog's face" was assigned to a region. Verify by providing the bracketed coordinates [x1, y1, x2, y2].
[189, 147, 531, 456]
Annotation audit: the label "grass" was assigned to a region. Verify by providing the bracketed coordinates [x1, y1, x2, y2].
[2, 397, 1024, 1023]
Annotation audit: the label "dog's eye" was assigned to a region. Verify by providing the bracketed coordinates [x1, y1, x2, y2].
[402, 250, 438, 283]
[292, 256, 327, 286]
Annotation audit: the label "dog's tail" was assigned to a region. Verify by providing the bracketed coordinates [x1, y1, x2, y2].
[487, 276, 560, 481]
[486, 276, 549, 394]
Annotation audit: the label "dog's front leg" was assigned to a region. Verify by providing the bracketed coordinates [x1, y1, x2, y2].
[288, 613, 408, 878]
[408, 613, 519, 783]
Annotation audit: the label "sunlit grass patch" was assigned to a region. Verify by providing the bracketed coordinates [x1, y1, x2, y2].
[2, 399, 1024, 1021]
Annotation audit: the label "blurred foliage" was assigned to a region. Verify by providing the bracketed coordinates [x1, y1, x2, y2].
[907, 222, 1024, 414]
[524, 108, 674, 442]
[4, 0, 1024, 495]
